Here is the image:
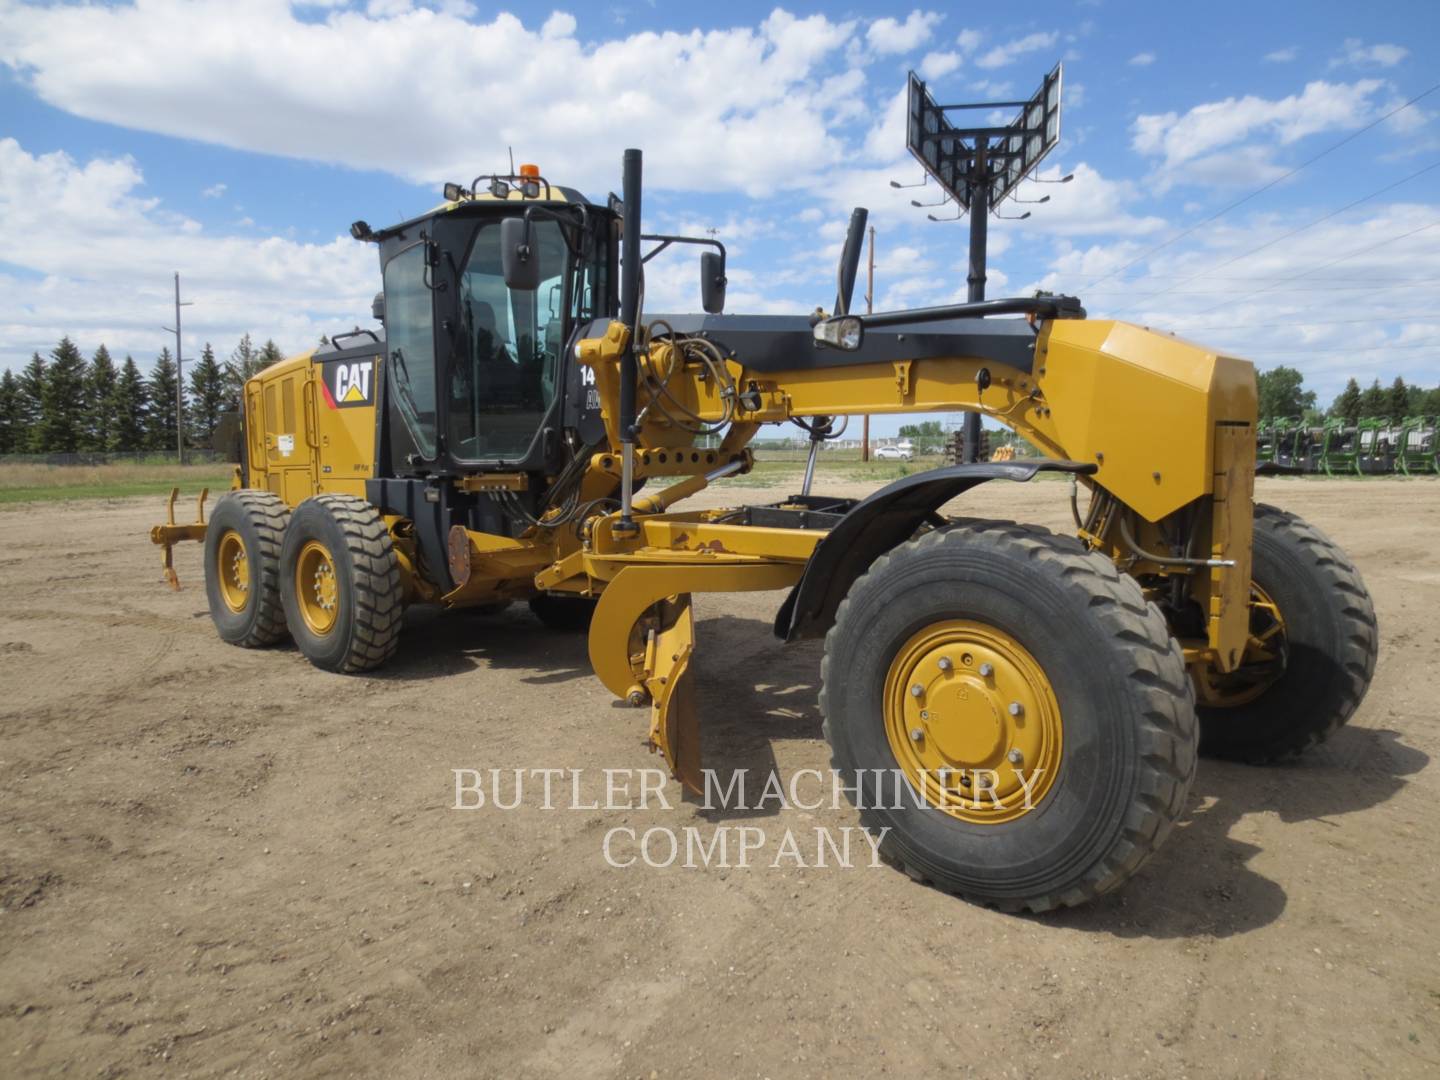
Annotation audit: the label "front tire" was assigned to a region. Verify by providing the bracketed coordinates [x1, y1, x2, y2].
[821, 520, 1197, 912]
[203, 490, 290, 647]
[1196, 504, 1378, 762]
[279, 494, 403, 673]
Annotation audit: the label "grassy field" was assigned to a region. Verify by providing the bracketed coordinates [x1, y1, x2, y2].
[0, 452, 984, 505]
[0, 462, 235, 506]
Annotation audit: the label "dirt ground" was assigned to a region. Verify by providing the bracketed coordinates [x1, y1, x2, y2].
[1, 474, 1437, 1079]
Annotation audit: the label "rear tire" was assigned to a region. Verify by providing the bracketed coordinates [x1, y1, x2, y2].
[1197, 504, 1378, 762]
[821, 520, 1197, 912]
[280, 494, 403, 673]
[204, 490, 290, 647]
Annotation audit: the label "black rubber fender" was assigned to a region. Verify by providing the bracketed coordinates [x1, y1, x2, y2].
[775, 459, 1096, 641]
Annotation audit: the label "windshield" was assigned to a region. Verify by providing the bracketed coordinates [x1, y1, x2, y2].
[447, 216, 600, 461]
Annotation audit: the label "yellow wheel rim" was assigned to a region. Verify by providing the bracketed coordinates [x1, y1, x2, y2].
[295, 539, 339, 636]
[216, 529, 250, 614]
[1194, 583, 1287, 707]
[883, 620, 1062, 824]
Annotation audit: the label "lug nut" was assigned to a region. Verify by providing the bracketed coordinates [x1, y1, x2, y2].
[1008, 749, 1024, 764]
[910, 684, 924, 698]
[909, 728, 924, 742]
[938, 656, 953, 672]
[978, 663, 994, 678]
[919, 710, 929, 720]
[1008, 702, 1024, 717]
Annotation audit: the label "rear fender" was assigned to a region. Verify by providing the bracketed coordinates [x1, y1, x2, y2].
[775, 460, 1096, 641]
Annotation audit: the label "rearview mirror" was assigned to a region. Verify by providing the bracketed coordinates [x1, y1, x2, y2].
[501, 218, 541, 291]
[700, 251, 726, 314]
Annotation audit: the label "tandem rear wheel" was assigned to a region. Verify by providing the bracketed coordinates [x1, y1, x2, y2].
[203, 490, 291, 648]
[278, 494, 404, 673]
[820, 520, 1198, 913]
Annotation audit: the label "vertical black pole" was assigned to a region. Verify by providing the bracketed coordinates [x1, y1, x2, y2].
[834, 207, 869, 316]
[617, 148, 642, 532]
[962, 142, 989, 464]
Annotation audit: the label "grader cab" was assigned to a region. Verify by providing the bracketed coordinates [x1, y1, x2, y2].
[151, 150, 1377, 912]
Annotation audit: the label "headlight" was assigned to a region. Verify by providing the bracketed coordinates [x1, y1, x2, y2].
[813, 315, 863, 351]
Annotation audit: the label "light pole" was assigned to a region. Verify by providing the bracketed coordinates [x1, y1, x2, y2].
[160, 272, 195, 464]
[901, 65, 1064, 463]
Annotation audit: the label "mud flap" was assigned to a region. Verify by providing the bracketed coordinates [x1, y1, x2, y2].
[641, 595, 703, 794]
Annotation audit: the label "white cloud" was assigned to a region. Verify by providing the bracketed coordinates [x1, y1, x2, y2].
[1331, 39, 1408, 69]
[955, 29, 982, 54]
[866, 10, 943, 55]
[0, 4, 859, 198]
[1264, 46, 1298, 63]
[975, 31, 1057, 70]
[1128, 52, 1155, 67]
[919, 51, 960, 79]
[1132, 80, 1386, 174]
[0, 138, 374, 373]
[201, 182, 226, 198]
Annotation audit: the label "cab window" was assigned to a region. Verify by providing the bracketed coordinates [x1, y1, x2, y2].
[447, 219, 570, 461]
[382, 243, 438, 457]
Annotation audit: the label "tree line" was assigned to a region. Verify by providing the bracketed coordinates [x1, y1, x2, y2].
[0, 335, 285, 455]
[1253, 366, 1439, 425]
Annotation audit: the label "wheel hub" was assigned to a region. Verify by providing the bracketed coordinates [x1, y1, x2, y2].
[296, 540, 339, 635]
[1193, 582, 1287, 708]
[216, 530, 250, 614]
[884, 621, 1062, 824]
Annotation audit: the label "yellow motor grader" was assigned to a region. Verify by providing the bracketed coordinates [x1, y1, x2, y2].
[152, 151, 1377, 912]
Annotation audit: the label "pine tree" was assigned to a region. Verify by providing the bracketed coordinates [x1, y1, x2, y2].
[259, 339, 285, 369]
[0, 369, 21, 454]
[111, 356, 149, 452]
[1358, 378, 1387, 419]
[1406, 385, 1428, 416]
[1424, 387, 1440, 416]
[35, 337, 89, 453]
[1331, 378, 1362, 425]
[146, 347, 182, 453]
[85, 344, 118, 451]
[223, 333, 267, 410]
[17, 352, 46, 449]
[1386, 377, 1409, 424]
[187, 342, 227, 448]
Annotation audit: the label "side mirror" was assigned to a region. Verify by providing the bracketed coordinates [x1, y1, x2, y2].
[700, 251, 727, 314]
[501, 217, 541, 291]
[371, 291, 385, 324]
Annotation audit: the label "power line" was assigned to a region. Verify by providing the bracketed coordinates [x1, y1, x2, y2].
[1186, 220, 1439, 316]
[1107, 159, 1440, 315]
[1234, 338, 1440, 353]
[1178, 310, 1440, 332]
[1083, 277, 1440, 296]
[1078, 80, 1440, 290]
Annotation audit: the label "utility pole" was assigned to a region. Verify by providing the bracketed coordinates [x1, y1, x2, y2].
[863, 225, 875, 462]
[161, 272, 195, 464]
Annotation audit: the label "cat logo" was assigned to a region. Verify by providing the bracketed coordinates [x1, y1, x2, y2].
[322, 358, 375, 409]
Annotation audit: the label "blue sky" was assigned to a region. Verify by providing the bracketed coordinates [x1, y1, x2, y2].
[1, 0, 1437, 437]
